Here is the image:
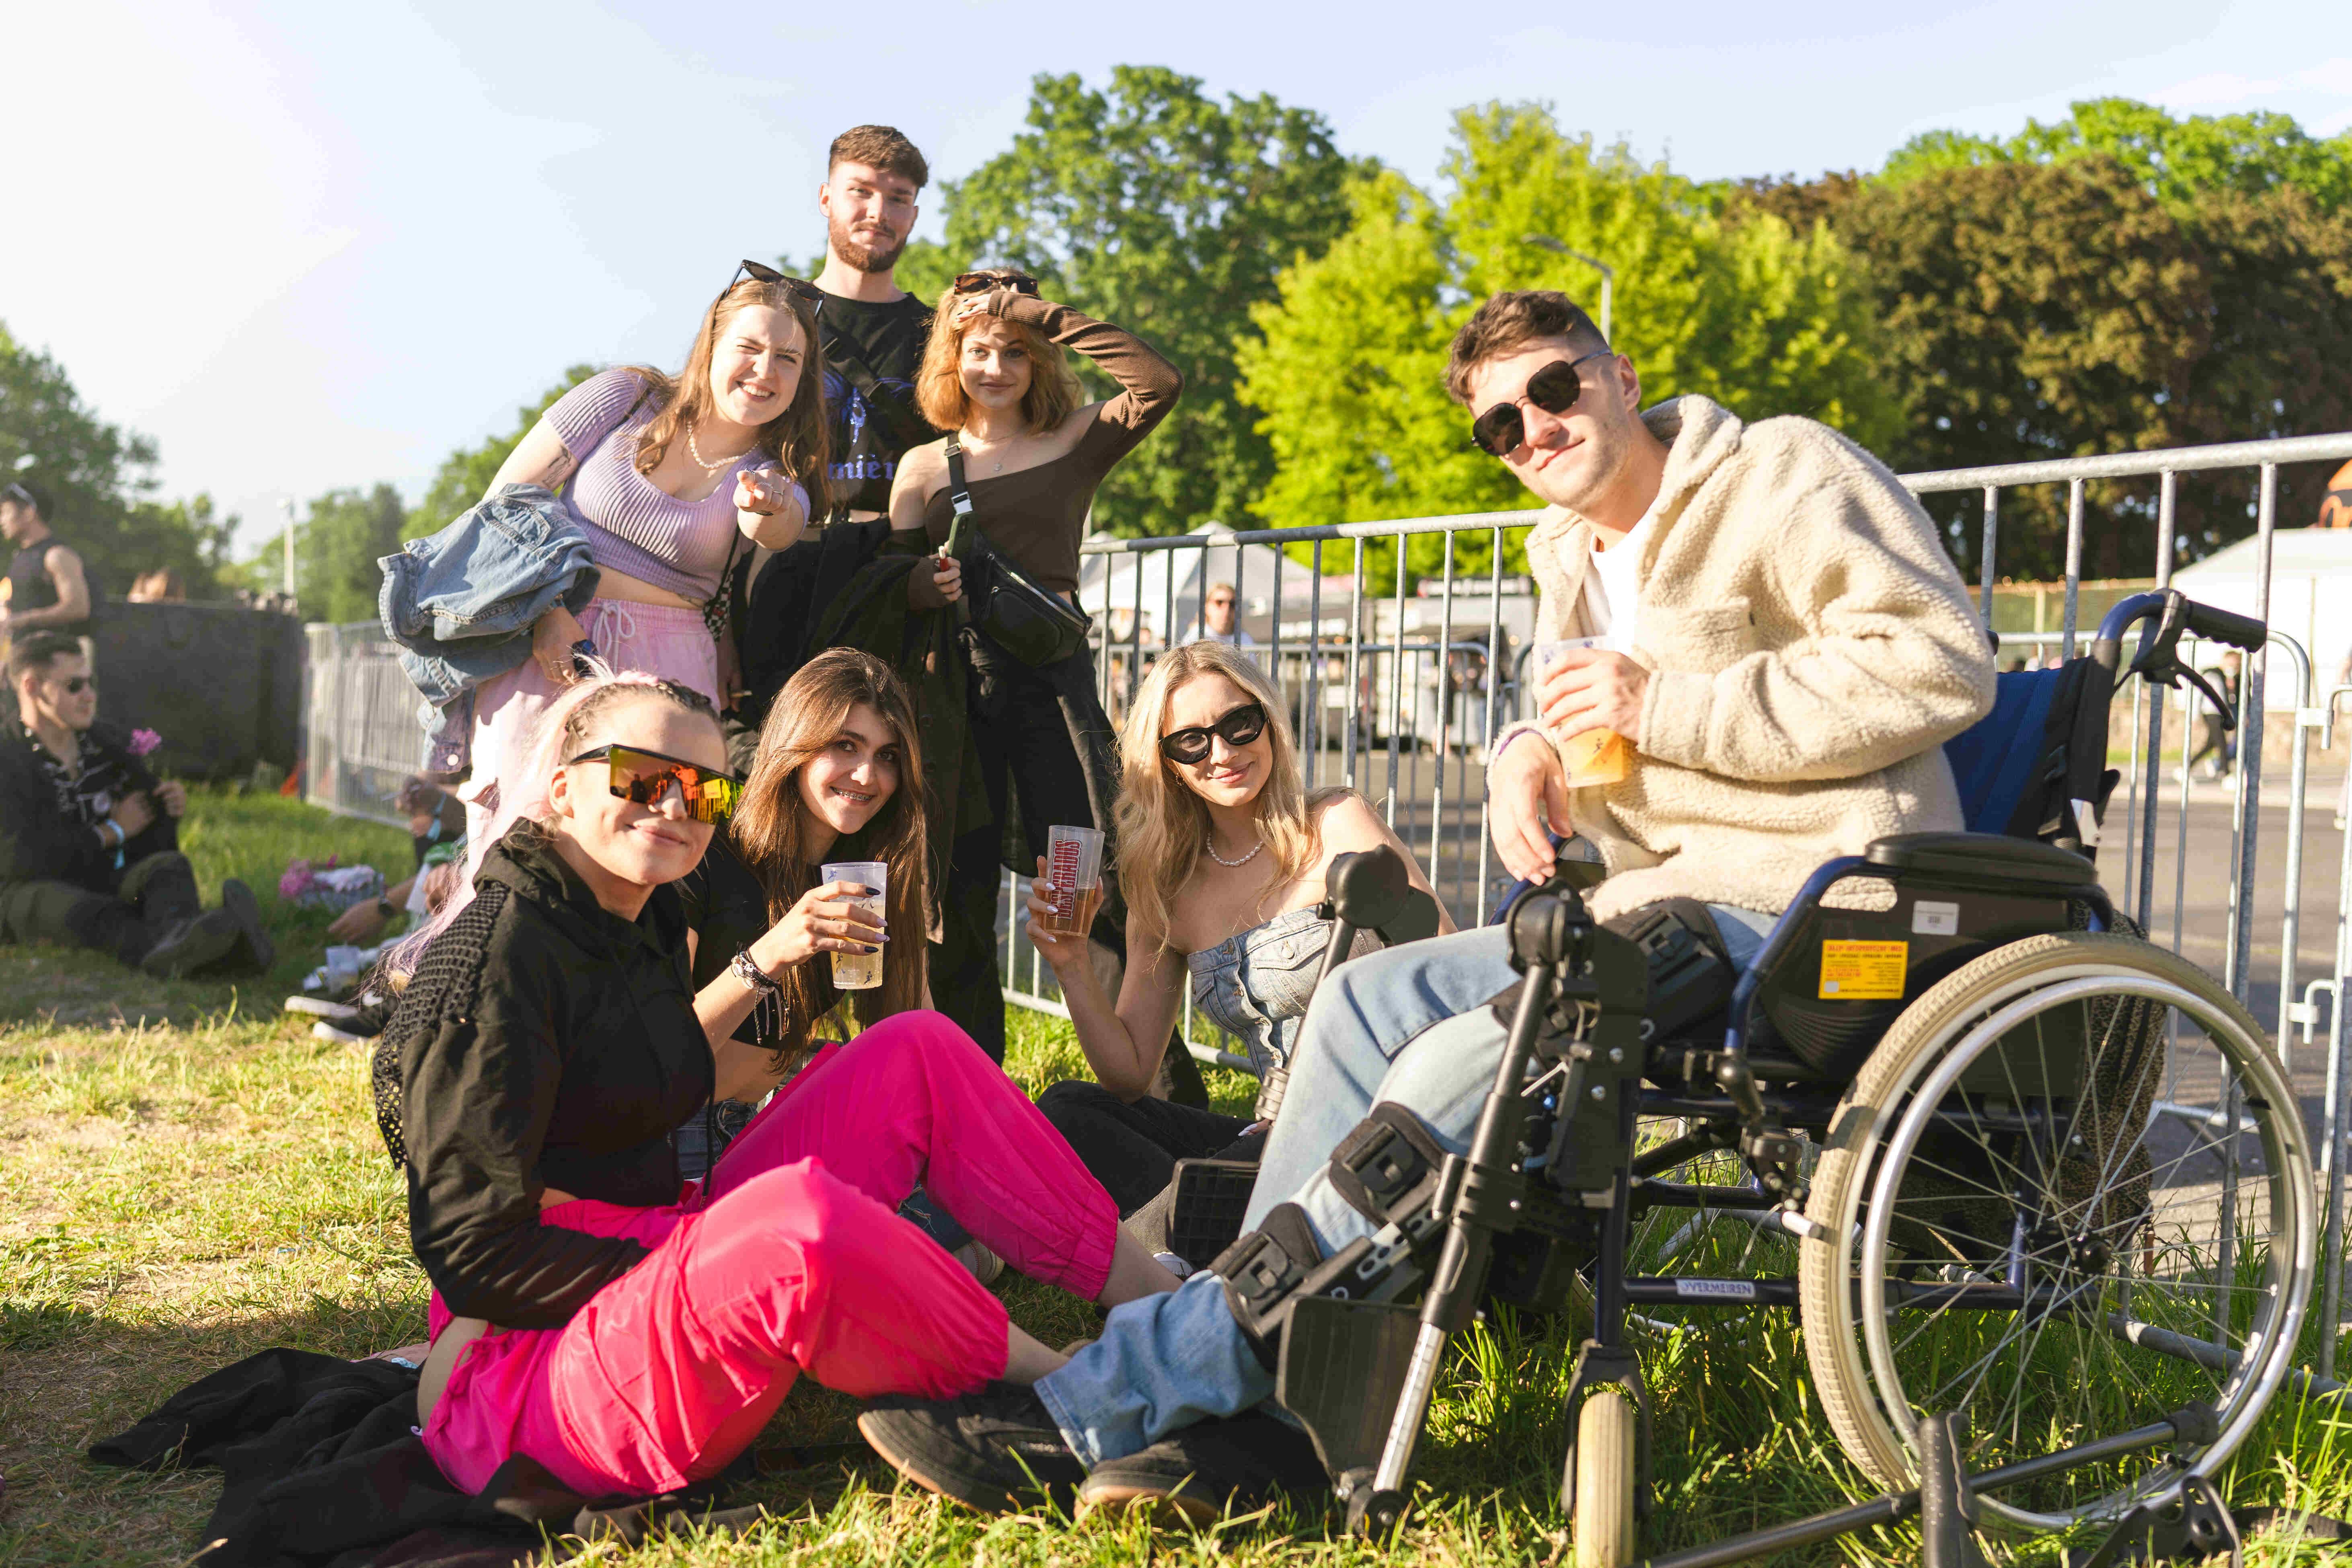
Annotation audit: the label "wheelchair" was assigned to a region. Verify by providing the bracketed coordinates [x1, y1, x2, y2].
[1168, 589, 2317, 1565]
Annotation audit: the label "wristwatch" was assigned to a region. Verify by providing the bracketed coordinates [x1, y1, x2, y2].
[375, 897, 397, 920]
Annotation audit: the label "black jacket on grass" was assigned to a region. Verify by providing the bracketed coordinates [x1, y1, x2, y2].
[372, 822, 713, 1328]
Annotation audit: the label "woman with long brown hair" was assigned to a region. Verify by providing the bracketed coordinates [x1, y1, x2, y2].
[462, 263, 832, 843]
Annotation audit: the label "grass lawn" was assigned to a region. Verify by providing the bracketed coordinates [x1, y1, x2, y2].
[5, 792, 2352, 1565]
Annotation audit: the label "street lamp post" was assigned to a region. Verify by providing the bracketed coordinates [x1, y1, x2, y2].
[280, 498, 296, 605]
[1521, 234, 1613, 344]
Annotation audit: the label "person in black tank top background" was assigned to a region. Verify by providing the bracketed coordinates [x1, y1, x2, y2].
[1, 481, 98, 643]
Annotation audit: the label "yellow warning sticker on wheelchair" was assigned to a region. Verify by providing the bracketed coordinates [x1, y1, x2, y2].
[1819, 940, 1907, 999]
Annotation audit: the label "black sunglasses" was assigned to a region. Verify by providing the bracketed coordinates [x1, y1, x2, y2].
[566, 744, 743, 825]
[1468, 350, 1616, 457]
[1159, 701, 1269, 765]
[953, 269, 1040, 296]
[61, 675, 94, 695]
[721, 258, 825, 308]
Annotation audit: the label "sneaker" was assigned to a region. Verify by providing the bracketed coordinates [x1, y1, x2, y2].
[952, 1237, 1005, 1287]
[139, 910, 245, 978]
[857, 1381, 1085, 1513]
[219, 879, 275, 976]
[1077, 1409, 1330, 1525]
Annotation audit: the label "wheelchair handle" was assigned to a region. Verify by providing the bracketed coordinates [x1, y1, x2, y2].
[2092, 590, 2263, 732]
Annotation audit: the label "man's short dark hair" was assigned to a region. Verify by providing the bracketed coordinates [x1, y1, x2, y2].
[828, 125, 929, 191]
[1444, 291, 1609, 405]
[1, 479, 44, 517]
[7, 631, 82, 684]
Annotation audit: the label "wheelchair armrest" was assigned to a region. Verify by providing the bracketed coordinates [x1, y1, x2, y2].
[1863, 831, 2098, 892]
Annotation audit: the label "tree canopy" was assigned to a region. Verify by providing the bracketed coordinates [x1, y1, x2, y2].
[897, 65, 1367, 535]
[0, 322, 236, 600]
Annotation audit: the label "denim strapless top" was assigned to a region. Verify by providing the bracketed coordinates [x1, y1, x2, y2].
[1186, 904, 1380, 1081]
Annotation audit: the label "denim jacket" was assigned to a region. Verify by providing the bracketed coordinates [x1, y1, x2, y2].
[378, 485, 601, 773]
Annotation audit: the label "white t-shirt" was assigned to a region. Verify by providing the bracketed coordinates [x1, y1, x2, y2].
[1582, 506, 1658, 653]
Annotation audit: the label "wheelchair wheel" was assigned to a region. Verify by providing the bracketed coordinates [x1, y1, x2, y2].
[1573, 1388, 1637, 1568]
[1797, 933, 2314, 1531]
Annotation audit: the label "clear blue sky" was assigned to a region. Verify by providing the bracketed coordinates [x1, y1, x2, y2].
[6, 0, 2346, 550]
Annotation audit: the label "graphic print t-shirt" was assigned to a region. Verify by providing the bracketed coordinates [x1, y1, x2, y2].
[815, 292, 937, 517]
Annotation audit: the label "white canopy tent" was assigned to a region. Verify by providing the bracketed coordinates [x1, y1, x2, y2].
[2172, 527, 2352, 707]
[1076, 522, 1305, 645]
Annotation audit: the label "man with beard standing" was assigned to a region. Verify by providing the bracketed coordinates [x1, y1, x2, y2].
[809, 124, 937, 522]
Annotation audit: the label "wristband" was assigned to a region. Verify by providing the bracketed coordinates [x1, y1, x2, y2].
[100, 819, 126, 850]
[729, 947, 790, 1044]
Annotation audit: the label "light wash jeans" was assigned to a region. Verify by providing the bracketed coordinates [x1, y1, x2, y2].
[1035, 904, 1776, 1467]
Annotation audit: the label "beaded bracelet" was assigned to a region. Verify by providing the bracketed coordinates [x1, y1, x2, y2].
[729, 947, 789, 1043]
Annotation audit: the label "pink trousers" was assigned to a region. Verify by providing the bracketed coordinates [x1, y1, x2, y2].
[461, 597, 717, 852]
[419, 1010, 1119, 1497]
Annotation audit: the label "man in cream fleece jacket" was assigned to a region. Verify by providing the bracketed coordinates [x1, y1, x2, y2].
[855, 292, 2000, 1519]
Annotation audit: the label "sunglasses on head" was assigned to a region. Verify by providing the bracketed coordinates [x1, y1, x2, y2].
[1468, 349, 1616, 457]
[720, 258, 825, 308]
[1, 483, 32, 509]
[566, 744, 742, 825]
[1159, 701, 1268, 765]
[953, 269, 1040, 296]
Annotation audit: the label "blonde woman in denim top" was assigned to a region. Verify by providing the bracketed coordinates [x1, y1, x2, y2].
[462, 266, 829, 843]
[1028, 641, 1453, 1220]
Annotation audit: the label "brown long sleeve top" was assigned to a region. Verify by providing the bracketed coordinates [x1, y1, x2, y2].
[898, 293, 1182, 600]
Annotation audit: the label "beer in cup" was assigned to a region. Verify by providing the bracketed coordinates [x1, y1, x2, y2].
[820, 860, 887, 990]
[1040, 825, 1105, 936]
[1533, 637, 1633, 787]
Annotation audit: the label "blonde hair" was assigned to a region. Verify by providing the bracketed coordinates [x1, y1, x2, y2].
[1112, 641, 1335, 948]
[914, 286, 1084, 434]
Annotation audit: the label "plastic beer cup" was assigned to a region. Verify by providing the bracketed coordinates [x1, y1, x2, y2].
[1533, 638, 1633, 787]
[1041, 826, 1105, 936]
[820, 860, 887, 990]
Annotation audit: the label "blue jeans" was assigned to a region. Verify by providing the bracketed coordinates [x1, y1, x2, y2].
[1035, 904, 1775, 1467]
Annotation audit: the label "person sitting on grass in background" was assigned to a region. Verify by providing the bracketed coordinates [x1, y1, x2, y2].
[1033, 640, 1451, 1231]
[365, 666, 1178, 1502]
[0, 632, 271, 977]
[854, 287, 1998, 1522]
[669, 648, 1008, 1280]
[327, 777, 470, 947]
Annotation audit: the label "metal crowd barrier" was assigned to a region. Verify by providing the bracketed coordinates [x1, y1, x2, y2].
[302, 622, 428, 830]
[995, 430, 2352, 1373]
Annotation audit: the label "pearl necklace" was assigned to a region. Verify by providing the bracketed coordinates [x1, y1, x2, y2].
[1204, 831, 1265, 868]
[685, 421, 746, 473]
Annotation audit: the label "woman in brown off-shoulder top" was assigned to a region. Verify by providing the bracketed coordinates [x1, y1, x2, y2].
[887, 270, 1182, 982]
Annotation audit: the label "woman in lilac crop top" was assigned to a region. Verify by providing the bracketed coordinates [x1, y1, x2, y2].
[462, 270, 832, 836]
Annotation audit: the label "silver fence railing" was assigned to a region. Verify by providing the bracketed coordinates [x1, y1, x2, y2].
[302, 622, 425, 830]
[994, 430, 2352, 1361]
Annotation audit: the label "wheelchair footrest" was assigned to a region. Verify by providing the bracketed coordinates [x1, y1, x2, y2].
[1274, 1295, 1422, 1482]
[1168, 1158, 1259, 1270]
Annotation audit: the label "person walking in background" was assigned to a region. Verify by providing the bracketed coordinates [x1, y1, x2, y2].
[458, 266, 830, 846]
[0, 632, 270, 977]
[0, 481, 97, 644]
[1184, 582, 1255, 648]
[889, 267, 1186, 1086]
[2188, 649, 2242, 781]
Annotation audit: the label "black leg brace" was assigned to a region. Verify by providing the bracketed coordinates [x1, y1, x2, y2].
[1210, 1103, 1452, 1369]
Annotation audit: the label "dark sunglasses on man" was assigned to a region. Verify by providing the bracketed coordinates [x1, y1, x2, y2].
[1158, 701, 1268, 765]
[1467, 349, 1617, 457]
[953, 268, 1041, 297]
[566, 743, 743, 825]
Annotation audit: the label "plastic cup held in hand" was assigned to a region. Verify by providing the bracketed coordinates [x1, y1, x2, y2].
[1534, 637, 1633, 788]
[1040, 825, 1105, 936]
[820, 860, 887, 990]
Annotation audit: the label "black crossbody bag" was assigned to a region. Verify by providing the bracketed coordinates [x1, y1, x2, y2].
[943, 438, 1092, 668]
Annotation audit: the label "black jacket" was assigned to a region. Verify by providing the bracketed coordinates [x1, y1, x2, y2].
[375, 824, 713, 1328]
[0, 718, 168, 893]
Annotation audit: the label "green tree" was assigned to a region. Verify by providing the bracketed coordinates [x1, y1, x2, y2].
[243, 484, 406, 623]
[405, 366, 600, 541]
[1239, 103, 1898, 591]
[1840, 156, 2352, 578]
[0, 321, 234, 599]
[912, 65, 1368, 535]
[1884, 98, 2352, 212]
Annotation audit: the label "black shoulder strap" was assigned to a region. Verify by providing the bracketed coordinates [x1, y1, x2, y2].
[817, 301, 932, 444]
[942, 439, 977, 559]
